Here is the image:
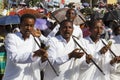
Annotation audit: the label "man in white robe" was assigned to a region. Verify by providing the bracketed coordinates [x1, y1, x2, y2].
[47, 8, 83, 39]
[2, 14, 48, 80]
[109, 26, 120, 80]
[78, 20, 112, 80]
[44, 20, 85, 80]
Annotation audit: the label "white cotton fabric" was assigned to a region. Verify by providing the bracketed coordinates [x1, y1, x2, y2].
[109, 35, 120, 80]
[44, 35, 85, 80]
[78, 37, 112, 80]
[2, 32, 45, 80]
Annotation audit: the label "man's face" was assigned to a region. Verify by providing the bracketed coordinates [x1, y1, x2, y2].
[66, 10, 76, 21]
[60, 21, 73, 40]
[20, 18, 35, 39]
[90, 22, 104, 39]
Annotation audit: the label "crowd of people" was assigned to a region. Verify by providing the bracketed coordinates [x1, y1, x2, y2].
[0, 1, 120, 80]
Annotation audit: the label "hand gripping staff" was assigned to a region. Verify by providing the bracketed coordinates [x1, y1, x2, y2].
[72, 36, 105, 75]
[31, 34, 59, 76]
[101, 40, 117, 57]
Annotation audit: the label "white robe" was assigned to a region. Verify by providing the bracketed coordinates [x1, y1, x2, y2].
[2, 32, 46, 80]
[109, 35, 120, 80]
[44, 35, 85, 80]
[78, 37, 112, 80]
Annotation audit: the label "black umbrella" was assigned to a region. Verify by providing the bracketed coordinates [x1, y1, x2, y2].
[90, 11, 104, 21]
[103, 9, 120, 21]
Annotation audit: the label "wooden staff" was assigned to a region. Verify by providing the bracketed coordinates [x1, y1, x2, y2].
[31, 34, 59, 76]
[101, 40, 117, 57]
[72, 36, 105, 75]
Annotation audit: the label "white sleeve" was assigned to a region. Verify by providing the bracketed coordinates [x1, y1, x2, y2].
[54, 55, 69, 65]
[46, 39, 69, 65]
[39, 34, 49, 45]
[5, 34, 39, 64]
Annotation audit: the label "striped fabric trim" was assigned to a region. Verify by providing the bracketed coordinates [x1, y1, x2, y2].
[0, 52, 6, 74]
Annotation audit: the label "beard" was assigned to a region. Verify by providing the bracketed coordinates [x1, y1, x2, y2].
[21, 31, 31, 39]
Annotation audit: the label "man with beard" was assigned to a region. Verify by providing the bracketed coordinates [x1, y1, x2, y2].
[43, 20, 85, 80]
[78, 19, 112, 80]
[2, 14, 48, 80]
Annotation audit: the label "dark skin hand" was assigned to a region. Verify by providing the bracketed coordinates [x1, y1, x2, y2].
[100, 45, 110, 54]
[41, 54, 48, 63]
[86, 44, 111, 64]
[86, 42, 111, 64]
[33, 48, 48, 62]
[110, 56, 120, 65]
[31, 28, 41, 37]
[100, 41, 112, 54]
[68, 48, 84, 59]
[86, 54, 93, 64]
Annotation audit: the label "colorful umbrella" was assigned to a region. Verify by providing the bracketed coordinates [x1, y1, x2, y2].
[35, 19, 48, 30]
[9, 11, 16, 16]
[82, 3, 89, 7]
[17, 8, 44, 18]
[0, 15, 20, 25]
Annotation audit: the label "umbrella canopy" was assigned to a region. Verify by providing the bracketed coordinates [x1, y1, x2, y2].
[103, 9, 120, 21]
[35, 19, 48, 30]
[90, 11, 104, 20]
[36, 8, 44, 13]
[9, 11, 16, 16]
[82, 3, 89, 7]
[51, 8, 85, 25]
[17, 8, 45, 18]
[0, 15, 20, 25]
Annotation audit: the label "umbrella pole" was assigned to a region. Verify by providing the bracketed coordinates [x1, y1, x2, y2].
[76, 10, 89, 27]
[10, 24, 13, 32]
[90, 0, 93, 8]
